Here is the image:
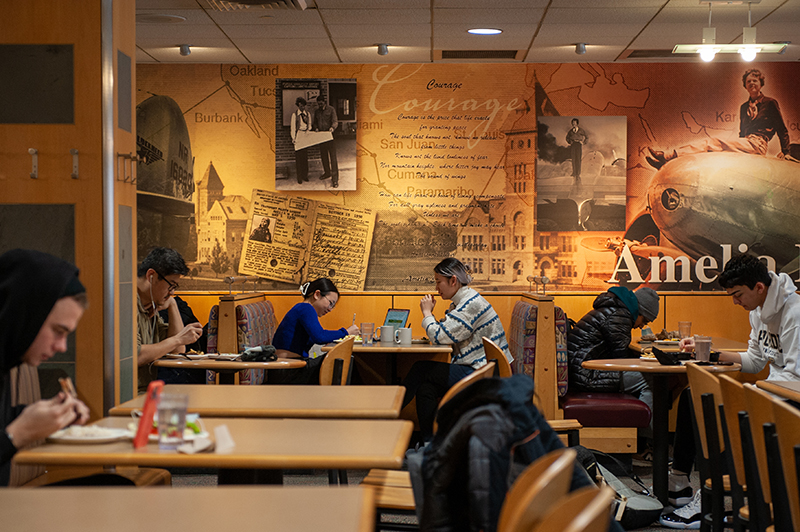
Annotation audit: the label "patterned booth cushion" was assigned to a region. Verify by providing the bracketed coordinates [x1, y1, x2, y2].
[509, 301, 537, 378]
[554, 306, 569, 397]
[205, 300, 277, 385]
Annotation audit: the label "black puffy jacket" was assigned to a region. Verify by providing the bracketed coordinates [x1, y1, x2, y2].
[567, 291, 636, 393]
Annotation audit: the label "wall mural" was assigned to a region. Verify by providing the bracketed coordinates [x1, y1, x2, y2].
[135, 62, 800, 292]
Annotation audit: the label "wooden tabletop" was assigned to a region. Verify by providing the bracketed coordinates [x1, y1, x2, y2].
[14, 417, 413, 471]
[1, 485, 375, 532]
[152, 358, 306, 370]
[582, 358, 742, 374]
[321, 341, 452, 354]
[109, 384, 406, 419]
[630, 336, 748, 354]
[756, 380, 800, 403]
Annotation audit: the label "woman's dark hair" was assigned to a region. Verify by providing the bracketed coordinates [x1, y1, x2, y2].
[718, 254, 771, 289]
[300, 278, 339, 298]
[433, 258, 472, 285]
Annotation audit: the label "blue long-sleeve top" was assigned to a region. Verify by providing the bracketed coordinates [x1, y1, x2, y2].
[272, 302, 348, 358]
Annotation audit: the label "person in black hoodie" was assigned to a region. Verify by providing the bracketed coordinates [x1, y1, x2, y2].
[567, 286, 660, 416]
[0, 249, 90, 486]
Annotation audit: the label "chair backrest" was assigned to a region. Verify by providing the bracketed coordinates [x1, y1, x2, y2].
[497, 448, 577, 532]
[743, 383, 778, 503]
[432, 361, 496, 434]
[716, 374, 747, 485]
[532, 485, 615, 532]
[686, 363, 725, 458]
[482, 336, 513, 378]
[772, 396, 800, 531]
[319, 336, 354, 386]
[439, 361, 496, 406]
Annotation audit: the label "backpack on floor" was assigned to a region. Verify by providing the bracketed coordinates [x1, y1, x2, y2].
[575, 446, 663, 530]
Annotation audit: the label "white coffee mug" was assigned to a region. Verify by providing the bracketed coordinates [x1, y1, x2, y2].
[395, 327, 412, 346]
[376, 325, 394, 344]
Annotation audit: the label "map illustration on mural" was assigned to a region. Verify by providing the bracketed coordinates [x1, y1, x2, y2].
[535, 115, 626, 232]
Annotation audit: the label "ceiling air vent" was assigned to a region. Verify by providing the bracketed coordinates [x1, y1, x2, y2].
[438, 50, 522, 60]
[621, 49, 695, 59]
[206, 0, 307, 11]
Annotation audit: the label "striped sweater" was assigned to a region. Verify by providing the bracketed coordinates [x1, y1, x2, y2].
[422, 286, 512, 369]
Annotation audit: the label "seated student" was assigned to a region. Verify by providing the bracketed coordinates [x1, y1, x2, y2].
[401, 258, 512, 443]
[136, 247, 203, 394]
[567, 285, 660, 421]
[267, 278, 360, 384]
[660, 253, 800, 529]
[0, 249, 91, 486]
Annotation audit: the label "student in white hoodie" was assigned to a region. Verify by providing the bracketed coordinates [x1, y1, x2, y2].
[661, 253, 800, 529]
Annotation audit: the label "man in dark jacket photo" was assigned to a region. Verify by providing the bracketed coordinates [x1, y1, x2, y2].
[567, 286, 660, 424]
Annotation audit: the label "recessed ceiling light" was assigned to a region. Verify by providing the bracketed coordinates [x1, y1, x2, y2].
[136, 14, 187, 24]
[468, 28, 502, 35]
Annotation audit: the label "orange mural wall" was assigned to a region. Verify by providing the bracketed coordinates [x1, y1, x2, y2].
[136, 62, 800, 293]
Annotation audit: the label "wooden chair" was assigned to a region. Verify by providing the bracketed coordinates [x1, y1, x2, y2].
[743, 383, 792, 532]
[716, 374, 753, 532]
[482, 336, 513, 377]
[771, 396, 800, 532]
[531, 485, 616, 532]
[686, 363, 729, 531]
[496, 448, 577, 532]
[319, 336, 354, 386]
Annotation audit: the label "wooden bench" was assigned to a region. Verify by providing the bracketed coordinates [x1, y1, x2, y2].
[206, 293, 278, 385]
[512, 294, 643, 453]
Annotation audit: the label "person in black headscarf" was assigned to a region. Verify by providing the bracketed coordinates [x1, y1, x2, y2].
[0, 249, 90, 486]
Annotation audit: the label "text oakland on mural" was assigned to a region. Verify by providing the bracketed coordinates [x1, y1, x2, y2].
[135, 62, 800, 292]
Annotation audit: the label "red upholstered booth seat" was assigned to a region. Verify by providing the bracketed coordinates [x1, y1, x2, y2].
[561, 392, 651, 428]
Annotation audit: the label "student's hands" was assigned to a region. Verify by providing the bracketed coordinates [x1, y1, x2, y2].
[157, 295, 177, 312]
[679, 337, 695, 352]
[6, 393, 89, 449]
[175, 322, 203, 346]
[420, 294, 436, 317]
[346, 324, 360, 336]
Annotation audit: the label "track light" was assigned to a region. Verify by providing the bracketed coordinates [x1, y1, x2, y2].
[377, 43, 389, 56]
[179, 44, 191, 56]
[575, 43, 586, 55]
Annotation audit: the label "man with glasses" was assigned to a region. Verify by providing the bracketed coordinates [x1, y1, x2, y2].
[136, 247, 203, 393]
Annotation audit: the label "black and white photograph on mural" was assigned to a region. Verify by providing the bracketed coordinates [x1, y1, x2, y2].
[276, 78, 357, 192]
[536, 116, 627, 232]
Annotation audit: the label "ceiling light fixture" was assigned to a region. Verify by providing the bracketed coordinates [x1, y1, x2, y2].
[179, 44, 191, 56]
[673, 2, 786, 60]
[575, 43, 586, 55]
[467, 28, 502, 35]
[377, 43, 389, 56]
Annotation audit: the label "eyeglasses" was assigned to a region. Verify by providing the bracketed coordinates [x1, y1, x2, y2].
[157, 272, 179, 293]
[322, 294, 337, 310]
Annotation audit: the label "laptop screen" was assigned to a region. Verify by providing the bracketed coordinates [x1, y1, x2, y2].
[384, 309, 410, 329]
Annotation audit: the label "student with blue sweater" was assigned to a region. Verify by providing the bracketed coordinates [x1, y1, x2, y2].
[267, 278, 359, 384]
[402, 258, 512, 442]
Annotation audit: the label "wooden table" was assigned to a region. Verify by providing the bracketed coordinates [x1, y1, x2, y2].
[14, 416, 412, 485]
[756, 380, 800, 403]
[582, 358, 741, 505]
[153, 358, 306, 384]
[110, 384, 406, 419]
[322, 340, 452, 384]
[1, 485, 374, 532]
[631, 336, 748, 354]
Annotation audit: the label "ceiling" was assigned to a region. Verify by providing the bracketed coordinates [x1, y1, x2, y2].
[135, 0, 800, 64]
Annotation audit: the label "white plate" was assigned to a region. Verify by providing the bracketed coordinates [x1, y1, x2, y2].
[207, 353, 241, 361]
[47, 426, 131, 444]
[653, 340, 681, 346]
[126, 422, 209, 442]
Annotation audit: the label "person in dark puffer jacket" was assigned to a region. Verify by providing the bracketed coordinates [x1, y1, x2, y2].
[567, 286, 660, 418]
